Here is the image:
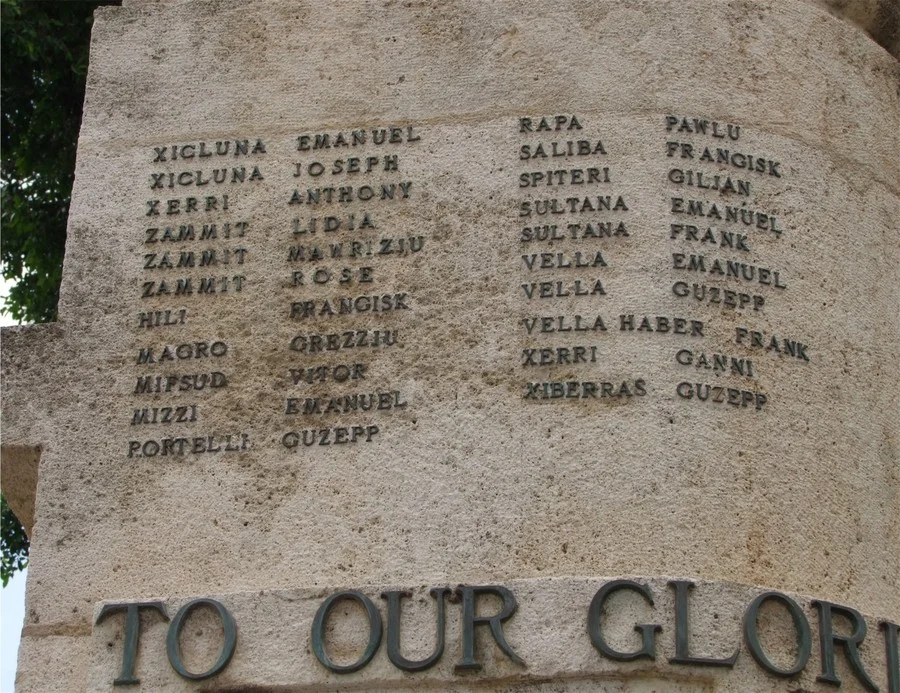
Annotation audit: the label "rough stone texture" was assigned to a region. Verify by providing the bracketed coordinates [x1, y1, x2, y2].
[15, 635, 92, 693]
[1, 1, 897, 691]
[83, 577, 900, 691]
[2, 323, 66, 535]
[0, 444, 39, 536]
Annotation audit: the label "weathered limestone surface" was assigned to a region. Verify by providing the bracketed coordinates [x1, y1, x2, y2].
[82, 577, 900, 691]
[809, 0, 900, 55]
[2, 0, 897, 691]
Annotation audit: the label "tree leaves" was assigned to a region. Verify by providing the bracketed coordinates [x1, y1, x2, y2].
[1, 495, 29, 587]
[1, 0, 111, 322]
[1, 0, 119, 581]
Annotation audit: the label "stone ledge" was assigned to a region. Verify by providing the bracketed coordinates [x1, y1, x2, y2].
[0, 444, 40, 536]
[85, 575, 899, 692]
[1, 323, 66, 536]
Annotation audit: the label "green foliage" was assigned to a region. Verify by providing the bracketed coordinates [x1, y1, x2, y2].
[1, 0, 109, 322]
[1, 0, 118, 584]
[1, 495, 29, 587]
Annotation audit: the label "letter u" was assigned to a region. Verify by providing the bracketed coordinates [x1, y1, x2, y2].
[381, 589, 449, 671]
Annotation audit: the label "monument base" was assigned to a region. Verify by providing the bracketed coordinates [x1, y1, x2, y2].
[26, 576, 888, 691]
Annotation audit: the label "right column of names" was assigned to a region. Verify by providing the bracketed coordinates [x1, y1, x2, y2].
[664, 114, 810, 411]
[513, 113, 812, 412]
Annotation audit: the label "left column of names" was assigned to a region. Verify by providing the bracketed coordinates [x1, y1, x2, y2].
[126, 138, 265, 459]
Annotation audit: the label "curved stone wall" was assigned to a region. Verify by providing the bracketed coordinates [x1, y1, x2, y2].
[2, 1, 896, 690]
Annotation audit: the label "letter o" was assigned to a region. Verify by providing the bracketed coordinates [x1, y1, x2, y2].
[281, 431, 299, 449]
[313, 268, 331, 284]
[210, 341, 227, 357]
[311, 590, 382, 673]
[142, 441, 160, 457]
[743, 591, 811, 677]
[333, 365, 349, 381]
[308, 161, 325, 177]
[166, 598, 237, 681]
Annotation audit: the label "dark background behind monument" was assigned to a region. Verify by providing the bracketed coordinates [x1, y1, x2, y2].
[1, 0, 119, 585]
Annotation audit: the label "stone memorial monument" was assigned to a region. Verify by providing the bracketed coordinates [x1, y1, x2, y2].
[2, 0, 898, 690]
